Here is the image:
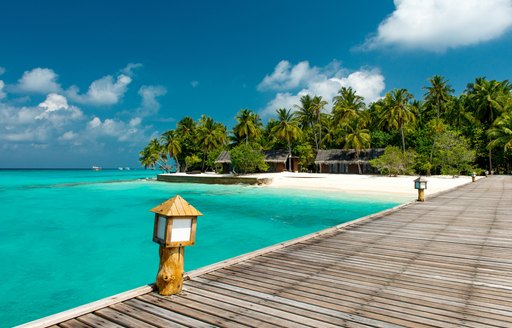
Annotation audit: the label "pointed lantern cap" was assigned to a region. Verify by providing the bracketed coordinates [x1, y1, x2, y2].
[150, 195, 203, 217]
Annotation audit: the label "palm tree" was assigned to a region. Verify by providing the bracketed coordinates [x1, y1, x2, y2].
[488, 111, 512, 153]
[196, 115, 227, 171]
[295, 95, 318, 151]
[466, 78, 511, 170]
[378, 89, 415, 152]
[139, 138, 165, 170]
[160, 130, 181, 172]
[332, 87, 365, 126]
[271, 108, 301, 171]
[233, 109, 262, 144]
[344, 119, 371, 174]
[312, 95, 327, 149]
[423, 75, 454, 120]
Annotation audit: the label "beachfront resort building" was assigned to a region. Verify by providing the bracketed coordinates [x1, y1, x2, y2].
[315, 149, 384, 174]
[215, 150, 299, 174]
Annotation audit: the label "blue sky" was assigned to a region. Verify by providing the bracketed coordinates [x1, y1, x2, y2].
[1, 0, 511, 168]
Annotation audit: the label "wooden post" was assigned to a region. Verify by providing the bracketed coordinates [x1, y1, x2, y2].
[472, 176, 476, 182]
[156, 246, 184, 295]
[418, 189, 425, 202]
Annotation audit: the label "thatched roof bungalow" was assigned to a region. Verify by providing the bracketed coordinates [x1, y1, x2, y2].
[214, 149, 298, 173]
[315, 149, 384, 174]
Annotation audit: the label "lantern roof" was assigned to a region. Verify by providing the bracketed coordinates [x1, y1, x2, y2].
[414, 176, 428, 182]
[150, 195, 203, 217]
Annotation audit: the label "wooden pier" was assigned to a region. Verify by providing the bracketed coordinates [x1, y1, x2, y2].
[22, 176, 512, 327]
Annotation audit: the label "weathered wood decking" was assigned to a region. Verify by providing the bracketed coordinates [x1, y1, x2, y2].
[24, 176, 512, 327]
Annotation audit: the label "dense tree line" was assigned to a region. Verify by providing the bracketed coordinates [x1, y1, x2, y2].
[139, 76, 512, 175]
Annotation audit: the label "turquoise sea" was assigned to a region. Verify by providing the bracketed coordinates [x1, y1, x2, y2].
[0, 169, 407, 327]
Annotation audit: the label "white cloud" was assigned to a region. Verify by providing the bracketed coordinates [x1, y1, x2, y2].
[259, 61, 385, 118]
[121, 63, 143, 77]
[137, 85, 167, 117]
[86, 116, 145, 142]
[364, 0, 512, 52]
[0, 80, 5, 99]
[38, 93, 69, 112]
[16, 68, 61, 93]
[0, 67, 5, 75]
[258, 60, 319, 91]
[0, 98, 83, 144]
[58, 130, 78, 141]
[67, 74, 132, 106]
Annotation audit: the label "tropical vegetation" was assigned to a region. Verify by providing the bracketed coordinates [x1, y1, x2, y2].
[139, 76, 512, 175]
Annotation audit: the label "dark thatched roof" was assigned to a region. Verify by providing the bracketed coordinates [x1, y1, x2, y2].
[215, 150, 231, 163]
[262, 150, 290, 163]
[215, 149, 293, 164]
[315, 149, 384, 164]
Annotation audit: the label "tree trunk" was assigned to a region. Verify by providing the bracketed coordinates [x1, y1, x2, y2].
[288, 142, 292, 172]
[156, 246, 185, 295]
[489, 148, 493, 172]
[356, 151, 362, 174]
[400, 124, 406, 153]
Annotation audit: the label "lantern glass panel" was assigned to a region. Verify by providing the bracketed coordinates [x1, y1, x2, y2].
[156, 216, 167, 241]
[415, 181, 420, 189]
[170, 218, 192, 242]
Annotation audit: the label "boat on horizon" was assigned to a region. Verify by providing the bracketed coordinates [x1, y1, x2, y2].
[92, 166, 102, 171]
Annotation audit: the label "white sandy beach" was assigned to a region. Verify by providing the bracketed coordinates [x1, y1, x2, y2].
[248, 172, 478, 198]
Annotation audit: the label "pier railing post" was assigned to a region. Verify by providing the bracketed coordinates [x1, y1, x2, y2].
[150, 195, 203, 296]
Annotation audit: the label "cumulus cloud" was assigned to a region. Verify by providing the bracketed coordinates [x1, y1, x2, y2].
[121, 63, 143, 77]
[16, 68, 61, 93]
[363, 0, 512, 52]
[38, 93, 69, 112]
[58, 130, 78, 141]
[137, 85, 167, 117]
[258, 60, 320, 91]
[0, 80, 5, 99]
[0, 95, 83, 144]
[0, 67, 5, 75]
[259, 60, 385, 118]
[86, 116, 145, 142]
[67, 74, 132, 106]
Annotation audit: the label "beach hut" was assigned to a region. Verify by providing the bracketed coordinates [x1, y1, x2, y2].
[215, 150, 232, 174]
[315, 149, 384, 174]
[214, 149, 299, 173]
[262, 150, 299, 172]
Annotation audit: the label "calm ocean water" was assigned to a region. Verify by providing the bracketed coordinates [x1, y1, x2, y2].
[0, 169, 406, 327]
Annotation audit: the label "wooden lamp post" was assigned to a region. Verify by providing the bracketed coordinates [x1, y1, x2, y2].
[414, 176, 428, 202]
[150, 195, 203, 296]
[471, 172, 476, 182]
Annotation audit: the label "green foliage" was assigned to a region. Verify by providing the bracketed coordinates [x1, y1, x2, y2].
[369, 146, 417, 176]
[293, 142, 315, 172]
[230, 143, 268, 175]
[139, 76, 512, 174]
[185, 155, 202, 171]
[432, 131, 475, 176]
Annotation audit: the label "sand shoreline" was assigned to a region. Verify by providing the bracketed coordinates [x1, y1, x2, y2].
[165, 172, 478, 199]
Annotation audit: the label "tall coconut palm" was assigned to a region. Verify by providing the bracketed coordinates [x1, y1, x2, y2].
[488, 111, 512, 153]
[344, 119, 371, 174]
[332, 87, 365, 126]
[271, 108, 301, 171]
[233, 109, 262, 144]
[160, 130, 181, 172]
[466, 78, 511, 170]
[139, 138, 165, 170]
[378, 89, 415, 152]
[312, 95, 328, 150]
[197, 115, 227, 171]
[423, 75, 454, 120]
[295, 95, 319, 150]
